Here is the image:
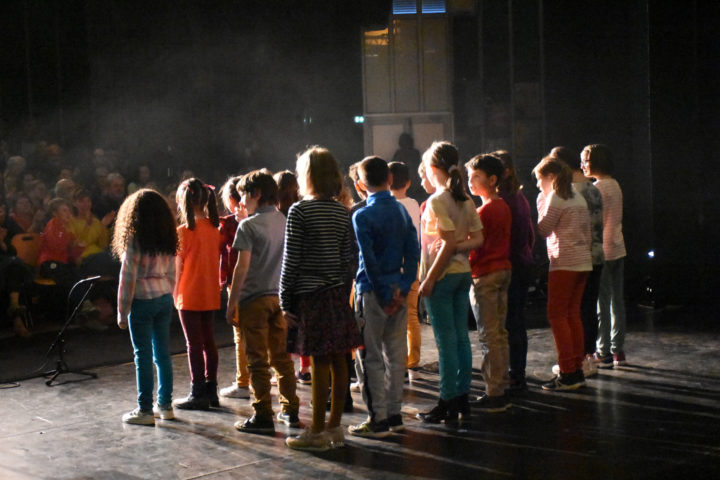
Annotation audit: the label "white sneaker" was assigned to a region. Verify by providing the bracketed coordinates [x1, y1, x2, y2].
[350, 381, 362, 392]
[582, 355, 598, 378]
[326, 425, 345, 448]
[122, 408, 155, 425]
[219, 384, 251, 399]
[153, 404, 175, 420]
[286, 428, 331, 452]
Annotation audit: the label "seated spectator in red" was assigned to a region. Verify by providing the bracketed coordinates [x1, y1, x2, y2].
[37, 198, 83, 287]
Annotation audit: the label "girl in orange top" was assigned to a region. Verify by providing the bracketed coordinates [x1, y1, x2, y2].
[173, 178, 223, 410]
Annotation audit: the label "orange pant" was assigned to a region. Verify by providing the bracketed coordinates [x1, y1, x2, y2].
[406, 278, 421, 368]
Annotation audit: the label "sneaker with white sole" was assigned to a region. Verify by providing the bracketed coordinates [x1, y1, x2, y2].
[593, 352, 614, 369]
[296, 371, 312, 384]
[276, 411, 301, 428]
[122, 408, 155, 425]
[350, 380, 362, 392]
[387, 414, 405, 432]
[613, 352, 627, 366]
[286, 428, 331, 451]
[583, 355, 598, 378]
[542, 370, 585, 391]
[348, 419, 391, 438]
[219, 384, 251, 399]
[473, 393, 511, 413]
[326, 425, 345, 448]
[153, 403, 175, 420]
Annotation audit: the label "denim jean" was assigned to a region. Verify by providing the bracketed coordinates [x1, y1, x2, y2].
[424, 272, 473, 401]
[128, 294, 173, 411]
[597, 258, 626, 355]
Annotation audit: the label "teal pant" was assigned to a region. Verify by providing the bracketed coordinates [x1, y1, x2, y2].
[128, 294, 174, 411]
[424, 272, 473, 401]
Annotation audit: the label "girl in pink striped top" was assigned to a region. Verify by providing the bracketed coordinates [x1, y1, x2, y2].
[534, 156, 591, 391]
[581, 144, 627, 367]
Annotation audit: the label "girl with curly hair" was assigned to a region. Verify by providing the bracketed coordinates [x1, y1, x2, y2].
[113, 189, 178, 425]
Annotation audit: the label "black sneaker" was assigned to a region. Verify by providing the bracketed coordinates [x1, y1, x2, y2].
[234, 414, 275, 434]
[506, 373, 528, 394]
[296, 371, 312, 384]
[387, 414, 404, 432]
[541, 370, 585, 391]
[593, 351, 614, 369]
[276, 411, 301, 428]
[472, 394, 511, 413]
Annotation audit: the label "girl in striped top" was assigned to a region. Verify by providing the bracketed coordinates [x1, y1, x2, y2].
[534, 156, 591, 391]
[113, 189, 178, 425]
[282, 147, 362, 452]
[581, 144, 627, 367]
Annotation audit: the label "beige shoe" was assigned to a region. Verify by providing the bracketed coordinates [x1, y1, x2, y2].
[286, 428, 331, 452]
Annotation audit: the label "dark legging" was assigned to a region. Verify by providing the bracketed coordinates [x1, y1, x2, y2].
[581, 264, 603, 355]
[506, 263, 533, 378]
[178, 309, 219, 383]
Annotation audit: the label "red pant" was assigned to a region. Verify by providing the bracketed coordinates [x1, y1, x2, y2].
[547, 270, 588, 374]
[178, 310, 219, 383]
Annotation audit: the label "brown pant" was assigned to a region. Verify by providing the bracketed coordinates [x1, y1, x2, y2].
[238, 295, 299, 417]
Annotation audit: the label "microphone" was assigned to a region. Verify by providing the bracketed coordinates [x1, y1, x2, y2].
[75, 275, 102, 285]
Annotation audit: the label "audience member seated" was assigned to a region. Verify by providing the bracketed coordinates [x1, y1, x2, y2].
[10, 192, 45, 233]
[37, 198, 83, 288]
[92, 172, 126, 220]
[54, 178, 77, 202]
[127, 164, 156, 194]
[0, 202, 35, 338]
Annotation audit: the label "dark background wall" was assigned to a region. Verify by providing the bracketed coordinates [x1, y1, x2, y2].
[1, 0, 717, 305]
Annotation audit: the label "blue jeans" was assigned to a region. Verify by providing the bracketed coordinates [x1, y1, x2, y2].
[597, 258, 626, 355]
[424, 272, 473, 401]
[128, 294, 173, 411]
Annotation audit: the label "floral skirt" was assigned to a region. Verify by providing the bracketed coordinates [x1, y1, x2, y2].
[287, 284, 362, 357]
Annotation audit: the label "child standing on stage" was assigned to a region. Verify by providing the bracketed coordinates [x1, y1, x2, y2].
[581, 144, 628, 367]
[273, 170, 311, 384]
[218, 176, 251, 400]
[534, 156, 592, 391]
[465, 154, 512, 412]
[227, 169, 300, 435]
[551, 146, 604, 379]
[491, 150, 535, 392]
[114, 189, 177, 425]
[349, 157, 419, 438]
[173, 178, 223, 410]
[417, 141, 484, 424]
[282, 147, 362, 452]
[388, 161, 422, 379]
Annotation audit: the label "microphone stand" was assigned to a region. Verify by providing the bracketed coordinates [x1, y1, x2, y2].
[43, 278, 100, 386]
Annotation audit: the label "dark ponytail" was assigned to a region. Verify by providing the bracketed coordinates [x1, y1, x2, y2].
[176, 177, 217, 230]
[206, 186, 219, 227]
[423, 141, 468, 202]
